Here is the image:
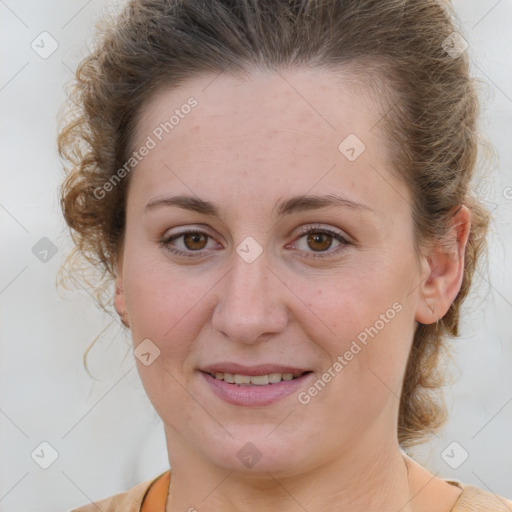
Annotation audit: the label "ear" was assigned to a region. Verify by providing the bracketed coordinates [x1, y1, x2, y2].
[114, 259, 129, 327]
[114, 275, 126, 315]
[415, 205, 472, 324]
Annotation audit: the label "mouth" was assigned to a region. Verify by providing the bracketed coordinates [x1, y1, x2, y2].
[199, 368, 315, 406]
[202, 370, 312, 386]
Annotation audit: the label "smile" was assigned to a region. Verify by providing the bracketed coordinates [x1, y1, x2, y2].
[200, 370, 315, 406]
[206, 371, 308, 385]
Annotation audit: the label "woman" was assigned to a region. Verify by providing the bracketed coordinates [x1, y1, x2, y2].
[58, 0, 511, 511]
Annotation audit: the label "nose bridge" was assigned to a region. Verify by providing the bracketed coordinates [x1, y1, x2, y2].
[231, 250, 270, 302]
[211, 245, 287, 343]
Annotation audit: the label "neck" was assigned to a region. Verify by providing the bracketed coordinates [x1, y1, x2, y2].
[164, 432, 414, 512]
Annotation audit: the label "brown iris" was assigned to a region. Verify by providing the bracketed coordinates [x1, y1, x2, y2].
[181, 230, 334, 253]
[307, 232, 332, 252]
[183, 232, 208, 250]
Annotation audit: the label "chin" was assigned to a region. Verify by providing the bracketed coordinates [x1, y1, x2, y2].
[197, 426, 316, 475]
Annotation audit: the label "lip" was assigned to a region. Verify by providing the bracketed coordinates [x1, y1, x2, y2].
[200, 370, 315, 407]
[200, 363, 310, 376]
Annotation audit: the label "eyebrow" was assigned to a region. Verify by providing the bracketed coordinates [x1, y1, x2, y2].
[144, 193, 375, 216]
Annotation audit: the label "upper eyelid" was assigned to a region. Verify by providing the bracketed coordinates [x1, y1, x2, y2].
[163, 225, 350, 251]
[294, 223, 349, 237]
[164, 223, 348, 240]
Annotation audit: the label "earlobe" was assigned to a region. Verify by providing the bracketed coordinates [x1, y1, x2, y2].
[114, 276, 125, 313]
[114, 274, 130, 328]
[414, 205, 472, 325]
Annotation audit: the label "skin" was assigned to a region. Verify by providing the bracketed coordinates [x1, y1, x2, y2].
[114, 68, 470, 512]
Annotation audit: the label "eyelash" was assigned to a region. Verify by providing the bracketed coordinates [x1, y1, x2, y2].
[159, 225, 351, 260]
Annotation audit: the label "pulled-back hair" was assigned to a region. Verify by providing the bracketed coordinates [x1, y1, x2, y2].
[58, 0, 490, 448]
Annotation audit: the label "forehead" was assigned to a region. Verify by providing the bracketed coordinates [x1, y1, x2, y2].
[129, 68, 410, 218]
[135, 68, 380, 145]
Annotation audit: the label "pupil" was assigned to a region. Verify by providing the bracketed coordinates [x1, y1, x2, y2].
[184, 232, 207, 250]
[308, 232, 332, 251]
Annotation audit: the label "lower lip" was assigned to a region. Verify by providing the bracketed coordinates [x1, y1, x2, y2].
[200, 371, 314, 406]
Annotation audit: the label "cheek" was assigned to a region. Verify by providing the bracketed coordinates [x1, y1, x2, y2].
[298, 256, 415, 377]
[122, 246, 210, 355]
[300, 266, 397, 335]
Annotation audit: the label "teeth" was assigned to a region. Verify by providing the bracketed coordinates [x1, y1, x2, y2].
[223, 372, 235, 383]
[211, 372, 301, 385]
[234, 374, 251, 384]
[268, 373, 282, 383]
[250, 374, 269, 385]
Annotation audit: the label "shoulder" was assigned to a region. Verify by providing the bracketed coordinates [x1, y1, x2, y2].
[68, 472, 164, 512]
[450, 482, 512, 512]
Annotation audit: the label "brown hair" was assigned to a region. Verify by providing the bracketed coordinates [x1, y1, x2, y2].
[58, 0, 490, 448]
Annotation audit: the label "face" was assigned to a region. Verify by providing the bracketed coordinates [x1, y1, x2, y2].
[115, 68, 430, 475]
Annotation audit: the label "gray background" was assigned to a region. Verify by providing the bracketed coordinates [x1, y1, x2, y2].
[0, 1, 511, 511]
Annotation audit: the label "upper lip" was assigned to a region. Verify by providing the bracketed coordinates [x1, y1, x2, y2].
[200, 363, 311, 376]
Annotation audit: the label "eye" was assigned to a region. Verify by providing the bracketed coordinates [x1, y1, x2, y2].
[287, 225, 351, 259]
[159, 224, 351, 260]
[159, 228, 220, 257]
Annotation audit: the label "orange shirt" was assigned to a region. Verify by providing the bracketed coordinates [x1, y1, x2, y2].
[140, 470, 170, 512]
[71, 469, 512, 512]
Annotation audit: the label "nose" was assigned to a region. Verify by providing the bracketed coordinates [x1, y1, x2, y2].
[211, 247, 289, 344]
